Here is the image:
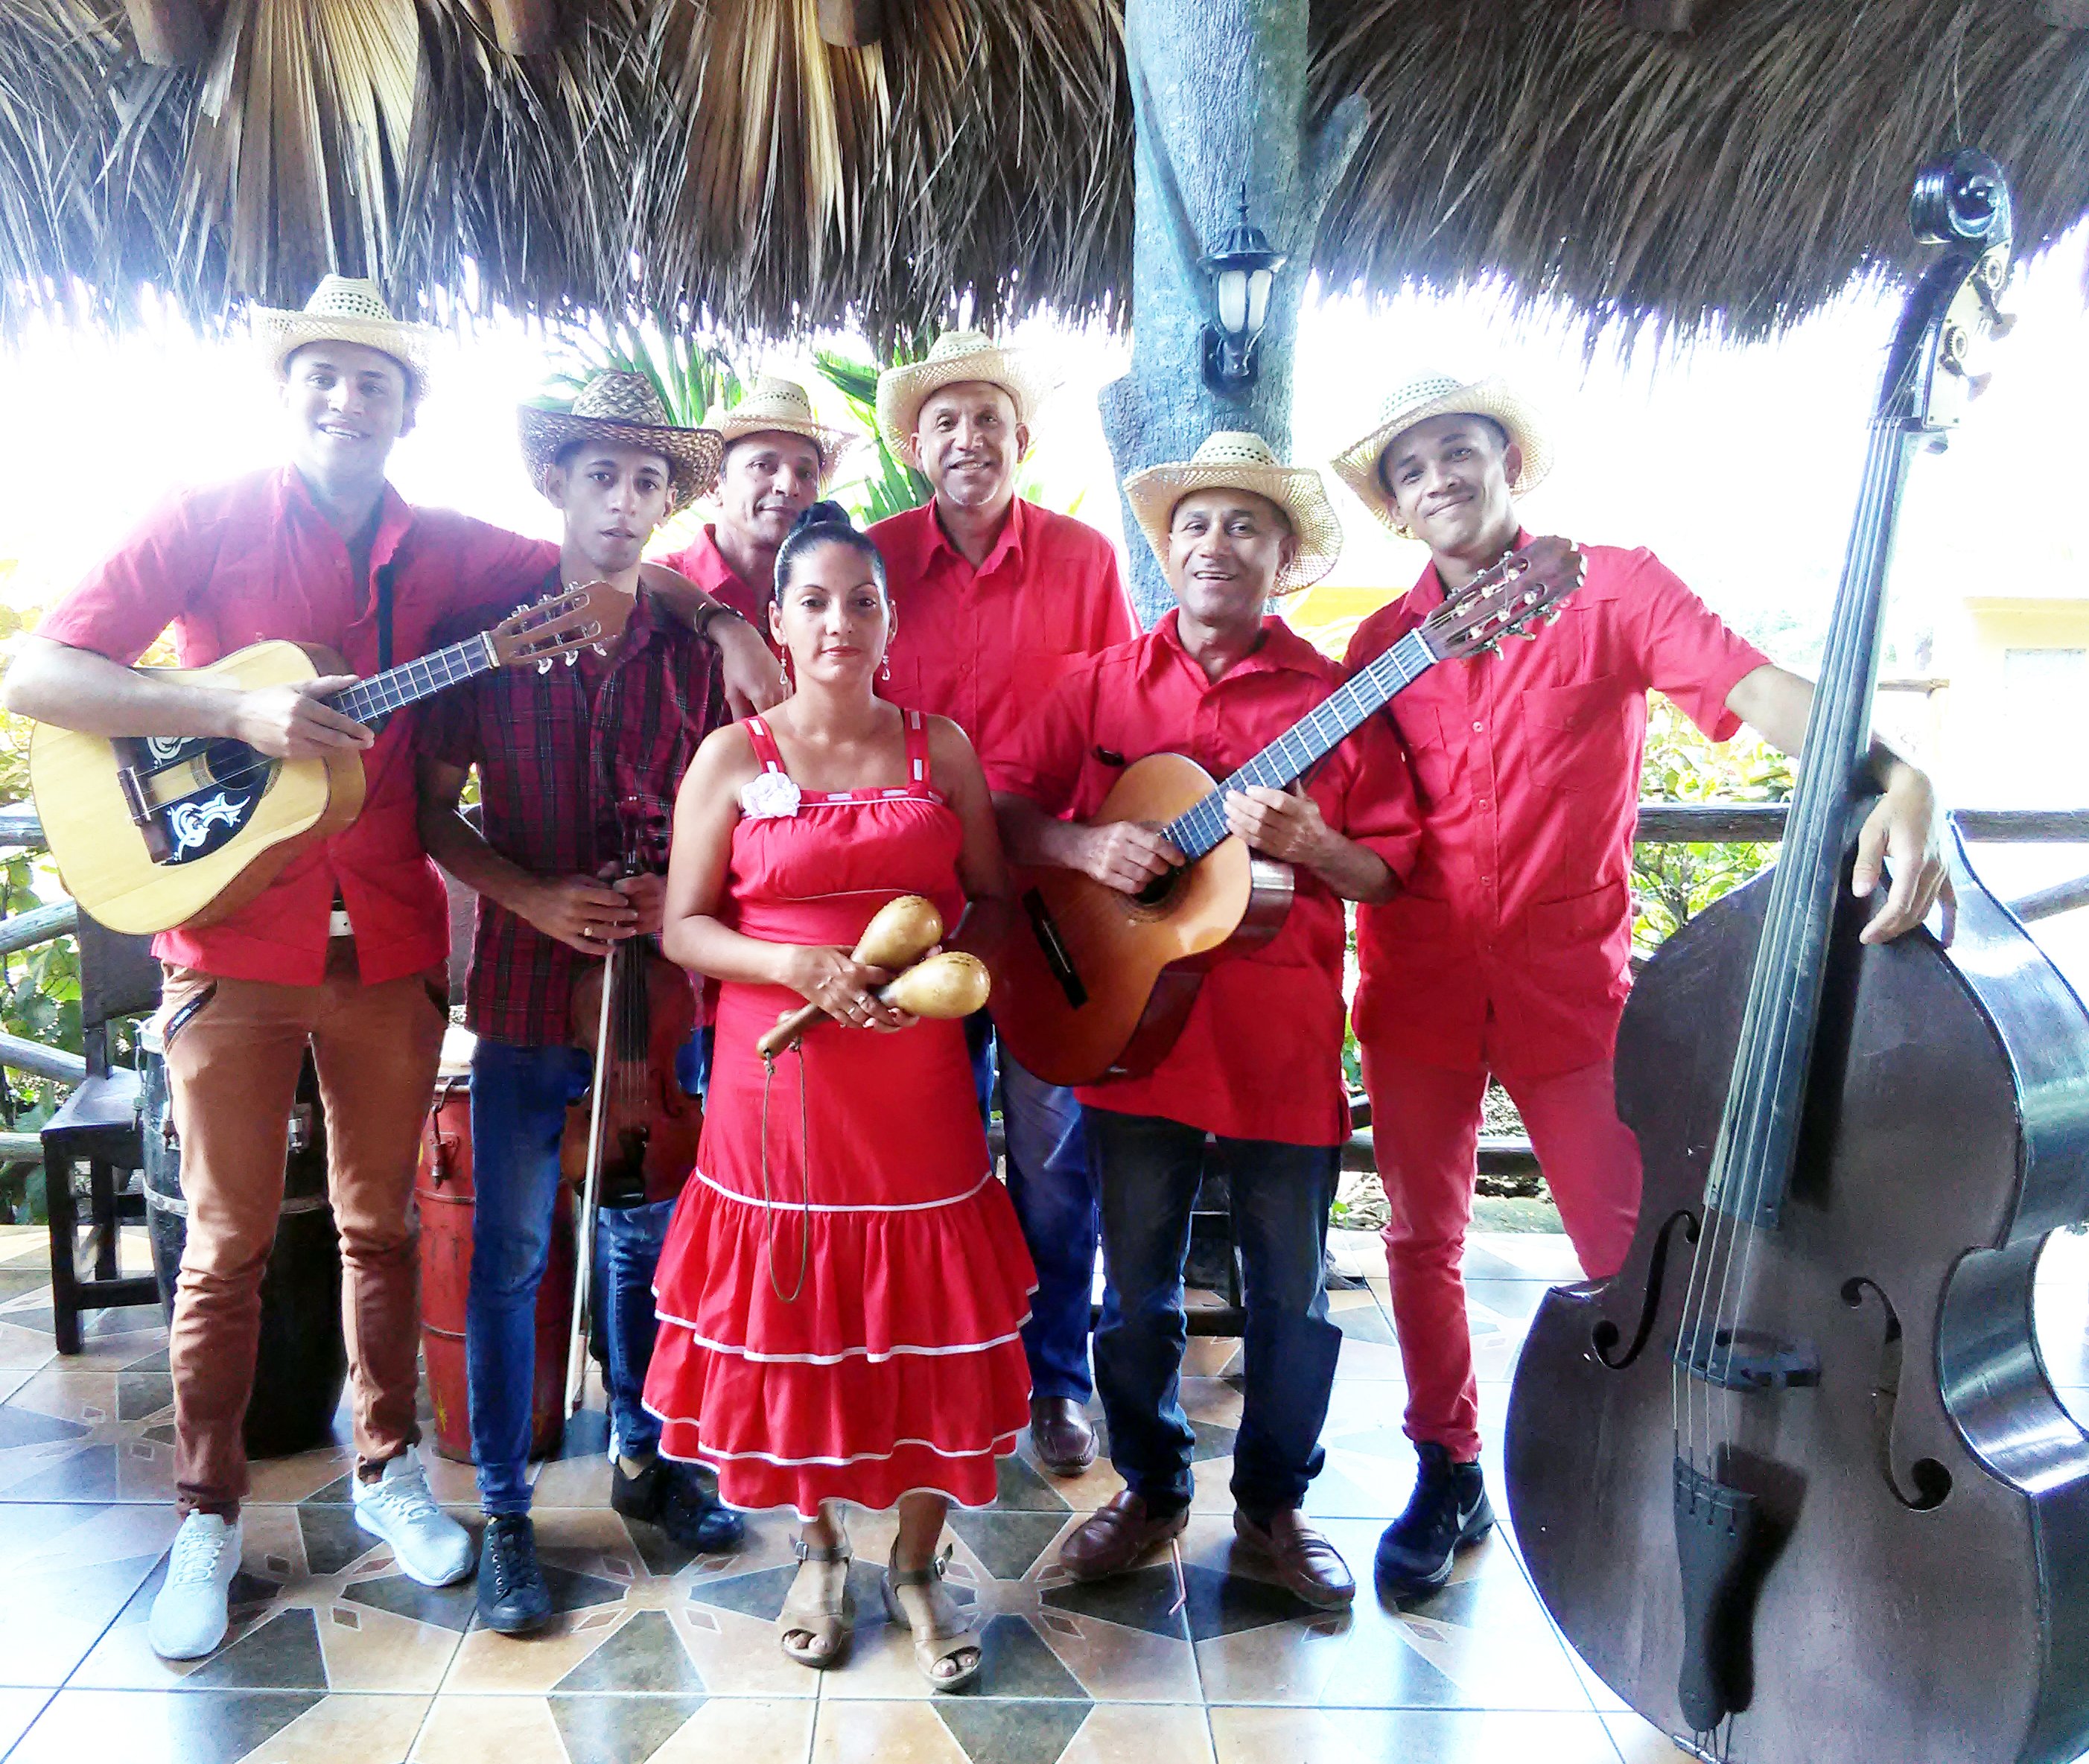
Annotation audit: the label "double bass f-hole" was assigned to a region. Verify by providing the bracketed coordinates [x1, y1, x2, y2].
[1840, 1276, 1953, 1512]
[1593, 1209, 1700, 1371]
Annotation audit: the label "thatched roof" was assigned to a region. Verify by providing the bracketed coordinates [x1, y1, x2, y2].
[3, 0, 2086, 348]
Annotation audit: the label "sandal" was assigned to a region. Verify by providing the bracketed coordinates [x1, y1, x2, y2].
[778, 1531, 854, 1669]
[882, 1543, 982, 1691]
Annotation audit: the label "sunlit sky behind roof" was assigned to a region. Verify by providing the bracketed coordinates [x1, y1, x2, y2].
[1, 224, 2084, 681]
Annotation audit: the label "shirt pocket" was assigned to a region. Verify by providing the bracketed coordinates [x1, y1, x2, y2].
[1395, 705, 1464, 810]
[1522, 675, 1628, 791]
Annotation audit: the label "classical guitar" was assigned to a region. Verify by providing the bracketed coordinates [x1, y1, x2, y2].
[31, 584, 629, 934]
[990, 536, 1583, 1087]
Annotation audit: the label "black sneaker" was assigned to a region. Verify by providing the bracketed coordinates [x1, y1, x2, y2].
[1374, 1443, 1494, 1603]
[611, 1455, 745, 1553]
[477, 1514, 553, 1635]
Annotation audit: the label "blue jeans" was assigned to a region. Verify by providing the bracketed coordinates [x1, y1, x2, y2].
[1001, 1050, 1098, 1404]
[1085, 1108, 1341, 1516]
[464, 1039, 684, 1515]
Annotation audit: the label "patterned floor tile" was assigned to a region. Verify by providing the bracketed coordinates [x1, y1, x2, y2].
[1058, 1704, 1216, 1764]
[1208, 1706, 1621, 1764]
[0, 1500, 179, 1686]
[5, 1687, 329, 1764]
[415, 1693, 814, 1764]
[69, 1501, 468, 1694]
[0, 1363, 177, 1502]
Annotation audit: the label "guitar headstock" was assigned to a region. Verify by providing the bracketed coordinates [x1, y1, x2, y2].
[487, 583, 633, 672]
[1418, 535, 1585, 663]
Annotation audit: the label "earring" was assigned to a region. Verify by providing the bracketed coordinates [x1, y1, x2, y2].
[780, 652, 795, 690]
[878, 655, 891, 684]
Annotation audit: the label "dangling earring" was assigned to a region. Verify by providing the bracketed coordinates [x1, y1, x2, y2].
[878, 654, 891, 684]
[780, 652, 795, 691]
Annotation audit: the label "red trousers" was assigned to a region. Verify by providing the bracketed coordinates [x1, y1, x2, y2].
[1363, 1047, 1641, 1463]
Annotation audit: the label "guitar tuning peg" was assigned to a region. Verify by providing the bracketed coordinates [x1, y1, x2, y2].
[535, 655, 554, 675]
[562, 651, 579, 667]
[591, 642, 608, 657]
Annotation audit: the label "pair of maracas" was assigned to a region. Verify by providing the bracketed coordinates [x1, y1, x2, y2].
[755, 894, 991, 1060]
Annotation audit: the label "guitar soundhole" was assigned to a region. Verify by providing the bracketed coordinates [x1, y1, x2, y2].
[1133, 867, 1181, 912]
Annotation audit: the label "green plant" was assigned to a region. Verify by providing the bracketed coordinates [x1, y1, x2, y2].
[1631, 694, 1794, 954]
[534, 313, 743, 429]
[812, 343, 931, 524]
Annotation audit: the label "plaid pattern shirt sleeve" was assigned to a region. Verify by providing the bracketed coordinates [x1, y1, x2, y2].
[460, 588, 724, 1045]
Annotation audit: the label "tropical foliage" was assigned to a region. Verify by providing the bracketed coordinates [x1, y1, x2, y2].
[1631, 694, 1794, 955]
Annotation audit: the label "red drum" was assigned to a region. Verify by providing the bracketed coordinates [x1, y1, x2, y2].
[416, 1028, 572, 1463]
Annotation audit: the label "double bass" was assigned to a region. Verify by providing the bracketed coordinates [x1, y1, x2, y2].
[1507, 151, 2089, 1763]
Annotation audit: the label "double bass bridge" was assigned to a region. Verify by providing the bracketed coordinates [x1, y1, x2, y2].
[1674, 1327, 1821, 1393]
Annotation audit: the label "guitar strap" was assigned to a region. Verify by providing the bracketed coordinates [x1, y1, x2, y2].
[375, 562, 396, 672]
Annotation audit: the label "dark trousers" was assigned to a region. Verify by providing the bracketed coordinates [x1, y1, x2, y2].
[1085, 1108, 1342, 1516]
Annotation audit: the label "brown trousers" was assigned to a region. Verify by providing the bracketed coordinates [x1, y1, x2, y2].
[161, 942, 447, 1515]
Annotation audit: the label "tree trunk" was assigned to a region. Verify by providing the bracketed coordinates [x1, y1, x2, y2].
[1098, 0, 1364, 625]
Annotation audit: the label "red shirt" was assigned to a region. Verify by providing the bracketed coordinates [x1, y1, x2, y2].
[997, 611, 1422, 1147]
[868, 497, 1136, 785]
[1343, 537, 1768, 1080]
[653, 525, 773, 651]
[36, 467, 550, 987]
[422, 581, 725, 1045]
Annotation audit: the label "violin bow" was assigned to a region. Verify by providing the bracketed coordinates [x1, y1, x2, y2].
[565, 938, 620, 1416]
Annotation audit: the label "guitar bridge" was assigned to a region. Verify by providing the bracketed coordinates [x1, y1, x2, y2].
[1022, 888, 1087, 1009]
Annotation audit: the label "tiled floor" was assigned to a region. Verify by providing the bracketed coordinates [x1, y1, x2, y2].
[3, 1223, 2088, 1764]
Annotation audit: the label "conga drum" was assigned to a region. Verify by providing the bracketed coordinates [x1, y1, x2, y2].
[140, 1015, 350, 1458]
[416, 1025, 573, 1462]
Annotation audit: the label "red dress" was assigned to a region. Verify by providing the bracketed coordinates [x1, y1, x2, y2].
[645, 710, 1036, 1516]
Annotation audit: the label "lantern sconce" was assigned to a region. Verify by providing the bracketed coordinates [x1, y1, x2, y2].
[1200, 188, 1288, 395]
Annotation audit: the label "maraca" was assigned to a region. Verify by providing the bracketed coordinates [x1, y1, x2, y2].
[757, 894, 978, 1057]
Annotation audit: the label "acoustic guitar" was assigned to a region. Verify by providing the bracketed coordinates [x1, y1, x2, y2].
[989, 537, 1583, 1088]
[31, 584, 627, 934]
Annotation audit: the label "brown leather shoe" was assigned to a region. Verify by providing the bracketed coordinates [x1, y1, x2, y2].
[1029, 1397, 1098, 1477]
[1233, 1507, 1356, 1610]
[1058, 1490, 1189, 1582]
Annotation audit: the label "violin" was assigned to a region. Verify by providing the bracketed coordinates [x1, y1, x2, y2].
[1506, 151, 2089, 1764]
[561, 797, 701, 1410]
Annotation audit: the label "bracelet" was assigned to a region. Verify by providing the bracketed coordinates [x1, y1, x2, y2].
[693, 601, 733, 644]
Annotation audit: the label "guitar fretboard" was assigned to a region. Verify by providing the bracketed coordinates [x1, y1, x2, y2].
[330, 634, 500, 723]
[1162, 627, 1437, 861]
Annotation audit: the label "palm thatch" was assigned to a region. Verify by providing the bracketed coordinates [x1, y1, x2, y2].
[0, 0, 2084, 349]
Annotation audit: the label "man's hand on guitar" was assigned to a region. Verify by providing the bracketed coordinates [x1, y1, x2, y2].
[1224, 786, 1335, 867]
[230, 677, 372, 760]
[521, 875, 640, 955]
[783, 946, 912, 1031]
[1079, 821, 1185, 896]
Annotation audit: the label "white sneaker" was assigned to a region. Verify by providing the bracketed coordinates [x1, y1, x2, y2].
[148, 1512, 242, 1660]
[353, 1445, 474, 1587]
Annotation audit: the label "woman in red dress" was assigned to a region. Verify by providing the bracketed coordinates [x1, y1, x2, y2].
[645, 503, 1034, 1690]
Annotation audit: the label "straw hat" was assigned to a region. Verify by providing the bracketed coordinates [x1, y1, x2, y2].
[518, 372, 723, 517]
[874, 330, 1061, 459]
[253, 276, 439, 398]
[1329, 373, 1553, 537]
[708, 375, 857, 489]
[1123, 432, 1344, 596]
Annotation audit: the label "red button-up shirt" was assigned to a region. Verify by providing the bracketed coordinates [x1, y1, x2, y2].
[868, 497, 1136, 786]
[1343, 536, 1768, 1080]
[422, 579, 725, 1045]
[653, 525, 772, 652]
[36, 467, 550, 987]
[997, 611, 1422, 1147]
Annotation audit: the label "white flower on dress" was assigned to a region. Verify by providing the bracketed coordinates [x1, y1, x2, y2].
[740, 771, 803, 820]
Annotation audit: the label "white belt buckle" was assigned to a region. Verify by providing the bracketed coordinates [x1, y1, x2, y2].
[328, 906, 354, 939]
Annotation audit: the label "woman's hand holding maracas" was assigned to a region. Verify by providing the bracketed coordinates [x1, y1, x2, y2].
[781, 946, 910, 1031]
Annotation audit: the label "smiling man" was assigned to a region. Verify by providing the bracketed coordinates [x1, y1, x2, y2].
[1328, 372, 1950, 1604]
[416, 372, 749, 1636]
[654, 376, 856, 650]
[1, 278, 547, 1660]
[993, 433, 1421, 1610]
[868, 331, 1137, 1480]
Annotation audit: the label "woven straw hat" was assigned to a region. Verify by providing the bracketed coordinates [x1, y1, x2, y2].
[874, 330, 1061, 459]
[518, 372, 724, 517]
[1124, 432, 1344, 596]
[708, 375, 858, 489]
[253, 276, 439, 398]
[1330, 373, 1553, 538]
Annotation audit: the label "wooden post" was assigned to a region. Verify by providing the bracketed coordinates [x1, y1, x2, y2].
[818, 0, 885, 45]
[1098, 0, 1365, 623]
[120, 0, 209, 67]
[488, 0, 559, 57]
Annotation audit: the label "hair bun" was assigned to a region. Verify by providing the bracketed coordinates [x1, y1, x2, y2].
[789, 500, 856, 535]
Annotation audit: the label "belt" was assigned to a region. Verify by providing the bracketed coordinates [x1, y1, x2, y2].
[328, 906, 354, 939]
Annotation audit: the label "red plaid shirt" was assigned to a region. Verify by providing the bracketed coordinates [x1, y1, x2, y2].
[422, 576, 726, 1045]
